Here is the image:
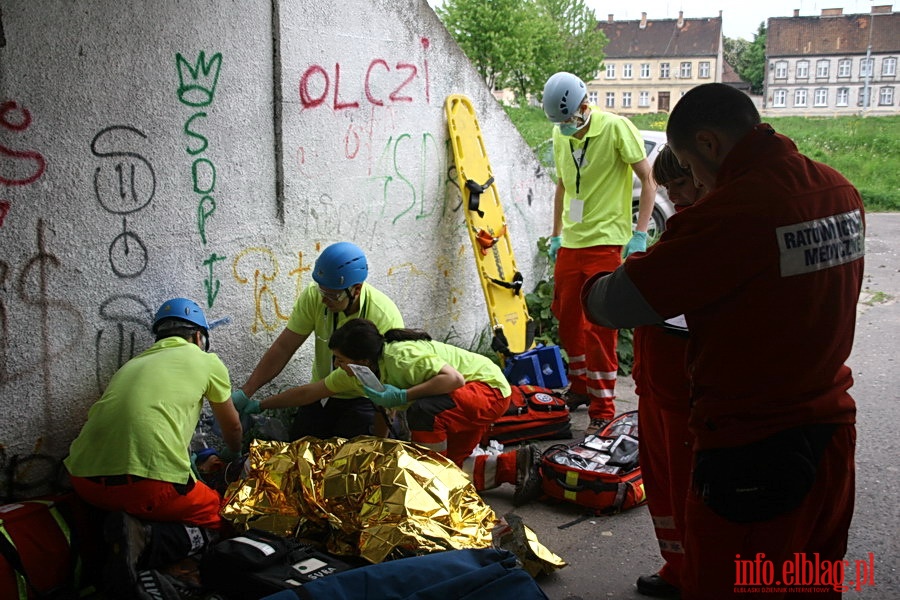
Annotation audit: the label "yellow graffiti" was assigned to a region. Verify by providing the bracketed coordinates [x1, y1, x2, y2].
[289, 251, 312, 299]
[232, 247, 296, 333]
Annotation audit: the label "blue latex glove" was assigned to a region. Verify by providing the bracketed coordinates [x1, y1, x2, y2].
[231, 389, 250, 411]
[548, 236, 562, 261]
[622, 231, 648, 258]
[363, 384, 408, 408]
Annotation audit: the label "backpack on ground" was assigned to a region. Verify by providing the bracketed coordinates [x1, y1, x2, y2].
[0, 493, 104, 600]
[199, 528, 357, 599]
[539, 411, 646, 515]
[265, 547, 549, 600]
[481, 385, 572, 446]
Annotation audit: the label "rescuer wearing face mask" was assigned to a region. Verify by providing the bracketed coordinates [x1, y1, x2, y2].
[540, 71, 657, 436]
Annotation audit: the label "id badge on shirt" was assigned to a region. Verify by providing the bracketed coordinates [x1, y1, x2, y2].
[569, 198, 584, 223]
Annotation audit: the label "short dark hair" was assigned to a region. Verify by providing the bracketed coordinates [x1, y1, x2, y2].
[153, 317, 202, 342]
[651, 145, 688, 186]
[666, 84, 760, 148]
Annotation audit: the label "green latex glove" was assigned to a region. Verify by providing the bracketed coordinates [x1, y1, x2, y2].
[237, 398, 261, 416]
[363, 384, 408, 408]
[549, 236, 562, 261]
[623, 231, 648, 258]
[231, 389, 250, 411]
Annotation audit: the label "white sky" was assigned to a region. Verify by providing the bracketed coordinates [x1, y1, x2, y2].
[584, 0, 884, 40]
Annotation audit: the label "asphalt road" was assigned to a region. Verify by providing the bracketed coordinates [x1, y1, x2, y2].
[482, 212, 900, 599]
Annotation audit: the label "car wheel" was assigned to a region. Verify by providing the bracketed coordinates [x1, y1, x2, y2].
[633, 203, 667, 245]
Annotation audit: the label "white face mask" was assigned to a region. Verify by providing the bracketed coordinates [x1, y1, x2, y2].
[558, 107, 591, 136]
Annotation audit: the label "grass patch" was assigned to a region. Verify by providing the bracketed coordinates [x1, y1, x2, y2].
[505, 106, 900, 212]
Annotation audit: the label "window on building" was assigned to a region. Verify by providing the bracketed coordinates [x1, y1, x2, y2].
[680, 62, 692, 78]
[699, 62, 710, 78]
[838, 59, 852, 78]
[860, 58, 874, 77]
[796, 61, 809, 79]
[588, 91, 598, 104]
[660, 63, 670, 78]
[858, 87, 873, 107]
[879, 86, 895, 105]
[623, 92, 632, 108]
[816, 60, 830, 78]
[794, 89, 808, 106]
[605, 64, 616, 79]
[773, 89, 787, 107]
[836, 87, 850, 106]
[623, 63, 633, 78]
[774, 61, 788, 79]
[639, 91, 650, 107]
[883, 58, 897, 77]
[814, 88, 828, 106]
[640, 63, 651, 78]
[605, 92, 615, 108]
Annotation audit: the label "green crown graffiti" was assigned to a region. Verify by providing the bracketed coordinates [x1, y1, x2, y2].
[176, 51, 223, 108]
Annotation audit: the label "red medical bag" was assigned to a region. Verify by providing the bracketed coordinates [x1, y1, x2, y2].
[481, 385, 572, 446]
[0, 494, 104, 599]
[539, 411, 646, 514]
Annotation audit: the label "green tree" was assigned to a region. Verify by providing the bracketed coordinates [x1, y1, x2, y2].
[437, 0, 539, 91]
[723, 36, 749, 70]
[733, 23, 767, 94]
[436, 0, 606, 102]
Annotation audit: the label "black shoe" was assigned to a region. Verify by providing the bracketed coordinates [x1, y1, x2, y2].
[135, 569, 183, 600]
[636, 573, 681, 598]
[563, 391, 590, 411]
[512, 444, 544, 506]
[103, 511, 150, 599]
[585, 418, 611, 437]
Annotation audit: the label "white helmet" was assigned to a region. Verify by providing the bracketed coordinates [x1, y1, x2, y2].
[542, 72, 587, 123]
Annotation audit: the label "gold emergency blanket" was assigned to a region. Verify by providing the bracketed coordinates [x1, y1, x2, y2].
[222, 436, 497, 563]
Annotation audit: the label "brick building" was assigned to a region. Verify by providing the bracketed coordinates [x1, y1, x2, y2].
[765, 5, 899, 115]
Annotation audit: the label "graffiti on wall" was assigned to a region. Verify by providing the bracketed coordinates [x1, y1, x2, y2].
[177, 51, 226, 308]
[90, 125, 156, 383]
[294, 37, 462, 230]
[0, 101, 46, 226]
[232, 246, 311, 333]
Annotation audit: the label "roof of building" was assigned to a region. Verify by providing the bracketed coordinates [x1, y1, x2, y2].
[767, 11, 900, 57]
[596, 15, 722, 58]
[722, 59, 751, 90]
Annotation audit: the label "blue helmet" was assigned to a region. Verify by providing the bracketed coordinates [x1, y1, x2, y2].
[152, 298, 209, 334]
[312, 242, 368, 289]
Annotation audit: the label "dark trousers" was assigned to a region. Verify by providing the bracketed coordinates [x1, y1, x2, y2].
[289, 396, 376, 440]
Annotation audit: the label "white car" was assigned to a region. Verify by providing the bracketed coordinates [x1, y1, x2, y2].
[536, 130, 676, 243]
[634, 130, 676, 242]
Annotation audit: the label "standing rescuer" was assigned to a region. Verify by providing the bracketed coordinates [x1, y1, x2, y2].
[541, 71, 657, 435]
[582, 83, 863, 600]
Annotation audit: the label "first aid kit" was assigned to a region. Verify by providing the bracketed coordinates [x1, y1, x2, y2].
[539, 411, 646, 514]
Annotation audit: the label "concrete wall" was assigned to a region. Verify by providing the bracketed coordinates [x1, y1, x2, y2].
[0, 0, 554, 471]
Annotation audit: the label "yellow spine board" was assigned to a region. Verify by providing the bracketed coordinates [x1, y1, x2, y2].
[445, 94, 534, 356]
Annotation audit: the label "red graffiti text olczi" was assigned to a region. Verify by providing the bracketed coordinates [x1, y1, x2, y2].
[299, 55, 430, 111]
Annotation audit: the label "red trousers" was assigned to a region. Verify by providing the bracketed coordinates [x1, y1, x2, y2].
[70, 475, 225, 529]
[553, 245, 621, 421]
[462, 450, 518, 492]
[408, 382, 511, 467]
[681, 425, 856, 600]
[633, 326, 694, 590]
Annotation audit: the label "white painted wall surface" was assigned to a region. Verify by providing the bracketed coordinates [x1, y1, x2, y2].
[0, 0, 554, 471]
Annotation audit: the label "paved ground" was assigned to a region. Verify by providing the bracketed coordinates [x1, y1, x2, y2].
[481, 213, 900, 599]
